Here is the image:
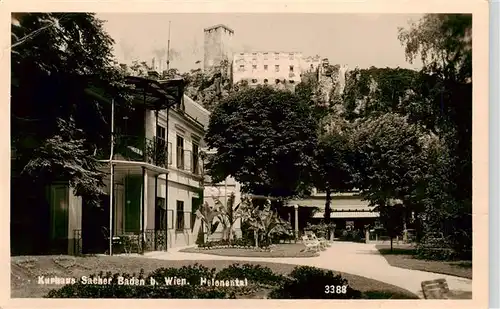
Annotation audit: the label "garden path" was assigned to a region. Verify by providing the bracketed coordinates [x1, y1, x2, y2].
[143, 241, 473, 298]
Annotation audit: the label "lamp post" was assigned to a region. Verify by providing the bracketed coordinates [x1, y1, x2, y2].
[108, 98, 115, 256]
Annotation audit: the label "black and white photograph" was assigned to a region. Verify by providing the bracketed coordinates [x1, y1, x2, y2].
[8, 4, 487, 304]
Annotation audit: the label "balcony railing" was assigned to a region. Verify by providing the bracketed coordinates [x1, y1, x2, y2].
[112, 135, 172, 168]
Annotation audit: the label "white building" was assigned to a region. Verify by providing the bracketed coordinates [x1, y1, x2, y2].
[232, 51, 302, 89]
[44, 76, 223, 255]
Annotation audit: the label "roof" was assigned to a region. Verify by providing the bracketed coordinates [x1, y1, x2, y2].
[313, 211, 380, 219]
[183, 95, 210, 128]
[288, 197, 371, 208]
[126, 76, 182, 110]
[204, 24, 234, 34]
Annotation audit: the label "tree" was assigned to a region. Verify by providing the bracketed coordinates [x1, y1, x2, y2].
[398, 14, 472, 253]
[376, 202, 406, 251]
[350, 113, 430, 237]
[11, 13, 130, 205]
[204, 86, 319, 199]
[313, 121, 354, 239]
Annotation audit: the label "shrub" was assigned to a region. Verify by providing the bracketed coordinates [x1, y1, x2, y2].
[216, 263, 285, 286]
[415, 234, 470, 261]
[46, 264, 365, 299]
[46, 265, 241, 299]
[47, 281, 228, 298]
[269, 266, 362, 299]
[149, 264, 216, 285]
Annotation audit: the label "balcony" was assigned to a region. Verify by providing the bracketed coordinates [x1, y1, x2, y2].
[111, 135, 172, 168]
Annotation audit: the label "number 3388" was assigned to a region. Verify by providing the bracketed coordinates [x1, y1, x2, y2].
[325, 285, 348, 294]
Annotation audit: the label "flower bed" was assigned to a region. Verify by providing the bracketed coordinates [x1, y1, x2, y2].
[196, 239, 274, 251]
[182, 243, 319, 258]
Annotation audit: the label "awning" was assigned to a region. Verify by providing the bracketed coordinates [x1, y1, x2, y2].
[99, 159, 169, 176]
[288, 198, 371, 208]
[313, 211, 380, 219]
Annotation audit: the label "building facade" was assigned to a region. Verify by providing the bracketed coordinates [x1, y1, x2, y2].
[300, 55, 322, 74]
[287, 189, 380, 236]
[232, 51, 303, 89]
[19, 76, 212, 256]
[203, 24, 234, 72]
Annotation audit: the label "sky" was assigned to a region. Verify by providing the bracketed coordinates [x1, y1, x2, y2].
[97, 13, 424, 73]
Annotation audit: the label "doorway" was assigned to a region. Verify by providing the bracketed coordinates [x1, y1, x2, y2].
[81, 194, 110, 254]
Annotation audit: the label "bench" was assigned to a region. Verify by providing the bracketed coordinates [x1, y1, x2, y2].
[421, 278, 451, 299]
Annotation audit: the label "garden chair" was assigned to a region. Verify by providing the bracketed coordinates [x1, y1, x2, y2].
[101, 227, 122, 255]
[421, 278, 451, 299]
[121, 232, 142, 254]
[305, 233, 328, 250]
[301, 236, 321, 252]
[309, 232, 331, 248]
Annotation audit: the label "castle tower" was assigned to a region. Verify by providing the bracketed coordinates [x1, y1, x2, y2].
[203, 24, 234, 72]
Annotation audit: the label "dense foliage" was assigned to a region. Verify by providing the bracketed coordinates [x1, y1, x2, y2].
[11, 13, 131, 204]
[397, 14, 472, 253]
[205, 86, 319, 198]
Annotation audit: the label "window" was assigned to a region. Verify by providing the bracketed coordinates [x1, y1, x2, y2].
[252, 79, 258, 83]
[156, 125, 166, 139]
[275, 79, 280, 84]
[274, 52, 280, 59]
[264, 79, 268, 84]
[155, 125, 166, 164]
[289, 80, 295, 84]
[310, 64, 314, 69]
[289, 65, 294, 72]
[252, 52, 257, 60]
[264, 65, 268, 71]
[176, 135, 184, 169]
[263, 52, 268, 60]
[192, 142, 199, 175]
[289, 53, 294, 60]
[239, 64, 245, 71]
[252, 64, 257, 70]
[176, 201, 184, 231]
[275, 65, 280, 72]
[155, 197, 166, 230]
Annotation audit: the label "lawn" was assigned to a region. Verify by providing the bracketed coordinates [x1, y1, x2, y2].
[11, 255, 418, 299]
[375, 244, 472, 279]
[180, 243, 318, 258]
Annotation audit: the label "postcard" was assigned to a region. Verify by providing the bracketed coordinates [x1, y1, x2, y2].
[4, 1, 489, 309]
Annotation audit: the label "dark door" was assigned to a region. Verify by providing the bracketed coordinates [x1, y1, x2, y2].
[82, 195, 110, 254]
